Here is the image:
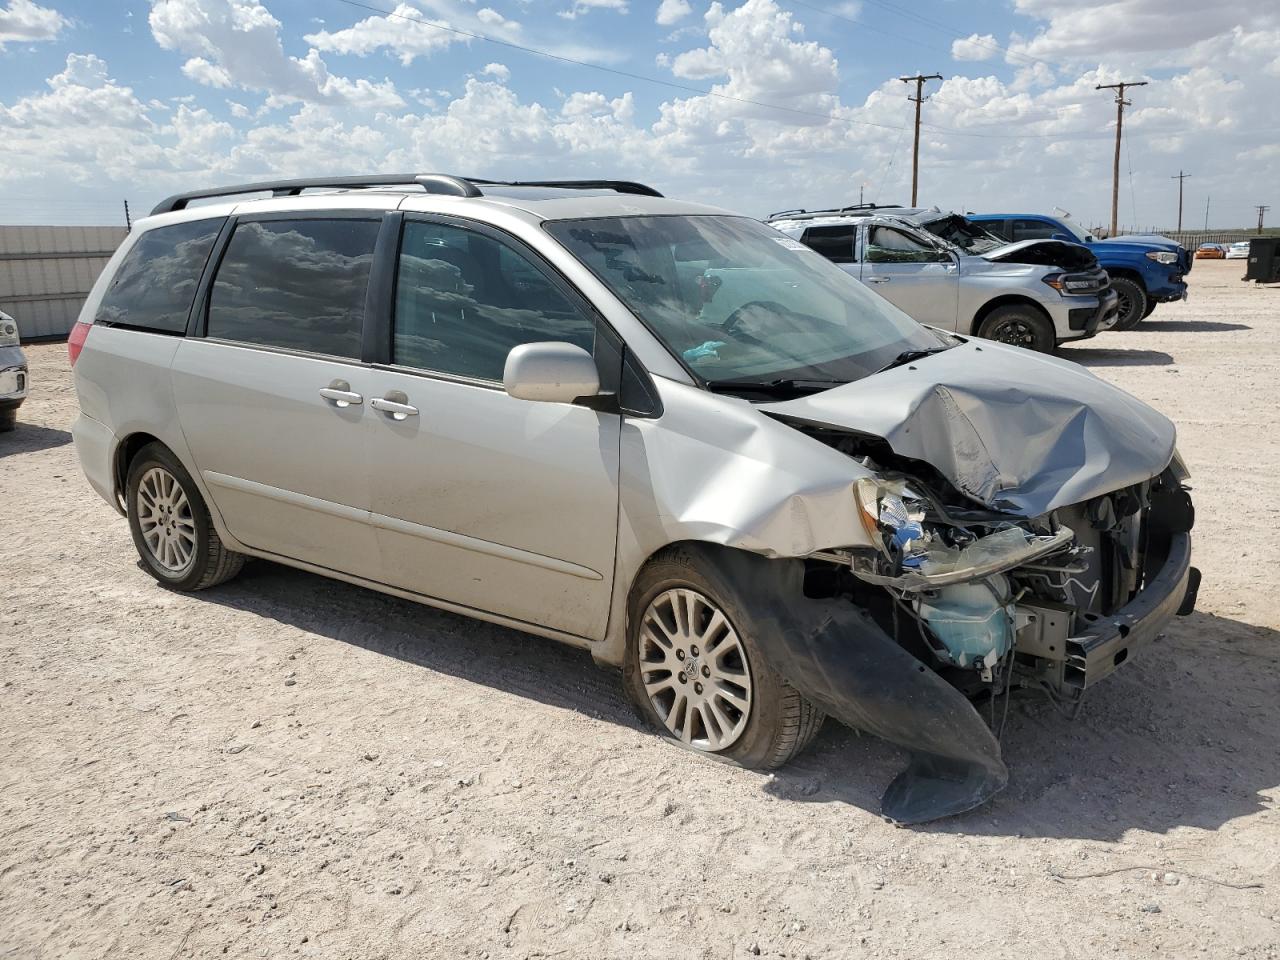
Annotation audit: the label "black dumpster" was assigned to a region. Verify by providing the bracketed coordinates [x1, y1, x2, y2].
[1245, 237, 1280, 283]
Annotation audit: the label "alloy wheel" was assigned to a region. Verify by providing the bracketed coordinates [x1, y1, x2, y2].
[135, 466, 197, 574]
[637, 588, 754, 751]
[990, 318, 1036, 347]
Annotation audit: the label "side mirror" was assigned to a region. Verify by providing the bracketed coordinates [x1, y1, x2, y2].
[503, 342, 600, 404]
[1051, 233, 1074, 243]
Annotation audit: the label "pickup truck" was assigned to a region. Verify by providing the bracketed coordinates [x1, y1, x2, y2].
[965, 212, 1191, 330]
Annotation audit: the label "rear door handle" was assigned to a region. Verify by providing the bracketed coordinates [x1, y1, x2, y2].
[320, 379, 363, 407]
[866, 276, 891, 283]
[371, 390, 419, 420]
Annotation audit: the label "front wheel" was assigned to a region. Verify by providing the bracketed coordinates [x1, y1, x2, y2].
[976, 305, 1055, 353]
[1106, 276, 1148, 331]
[126, 442, 245, 591]
[624, 548, 824, 769]
[0, 407, 15, 432]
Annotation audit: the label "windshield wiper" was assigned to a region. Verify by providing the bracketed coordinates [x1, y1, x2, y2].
[875, 346, 952, 374]
[705, 377, 848, 395]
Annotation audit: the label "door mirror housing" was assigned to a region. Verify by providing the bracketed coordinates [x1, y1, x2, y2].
[503, 342, 601, 404]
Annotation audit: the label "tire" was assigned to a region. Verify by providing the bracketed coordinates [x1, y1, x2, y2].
[0, 407, 15, 432]
[1106, 276, 1148, 331]
[126, 442, 245, 591]
[623, 546, 825, 770]
[976, 304, 1055, 353]
[1141, 299, 1158, 319]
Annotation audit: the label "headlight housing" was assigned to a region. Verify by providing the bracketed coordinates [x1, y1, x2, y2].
[1146, 250, 1178, 264]
[854, 477, 930, 567]
[0, 318, 19, 348]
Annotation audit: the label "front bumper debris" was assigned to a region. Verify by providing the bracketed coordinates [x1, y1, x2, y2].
[1060, 531, 1196, 696]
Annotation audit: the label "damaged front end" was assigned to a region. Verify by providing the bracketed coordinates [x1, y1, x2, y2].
[746, 414, 1198, 825]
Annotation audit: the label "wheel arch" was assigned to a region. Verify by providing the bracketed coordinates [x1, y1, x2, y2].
[112, 431, 166, 510]
[969, 294, 1052, 335]
[1103, 266, 1147, 292]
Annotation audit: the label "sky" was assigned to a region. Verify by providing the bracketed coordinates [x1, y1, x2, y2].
[0, 0, 1276, 229]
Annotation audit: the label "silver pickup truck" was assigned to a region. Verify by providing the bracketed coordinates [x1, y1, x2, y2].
[768, 208, 1118, 353]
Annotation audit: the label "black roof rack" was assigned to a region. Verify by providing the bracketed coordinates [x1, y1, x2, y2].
[150, 174, 663, 216]
[765, 202, 903, 222]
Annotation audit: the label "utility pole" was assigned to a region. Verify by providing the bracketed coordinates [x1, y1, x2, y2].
[1203, 195, 1210, 231]
[1096, 80, 1147, 237]
[899, 72, 943, 207]
[1258, 205, 1271, 234]
[1170, 170, 1190, 232]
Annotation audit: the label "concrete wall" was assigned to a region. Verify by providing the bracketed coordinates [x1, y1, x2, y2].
[0, 225, 128, 340]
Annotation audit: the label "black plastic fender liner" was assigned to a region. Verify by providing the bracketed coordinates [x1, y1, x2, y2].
[685, 544, 1008, 824]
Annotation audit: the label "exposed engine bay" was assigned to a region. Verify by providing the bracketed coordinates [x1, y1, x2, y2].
[799, 424, 1195, 708]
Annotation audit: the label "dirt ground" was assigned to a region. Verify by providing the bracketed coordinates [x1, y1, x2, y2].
[2, 258, 1278, 960]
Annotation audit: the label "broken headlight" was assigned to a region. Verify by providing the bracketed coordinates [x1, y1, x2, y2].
[854, 478, 934, 569]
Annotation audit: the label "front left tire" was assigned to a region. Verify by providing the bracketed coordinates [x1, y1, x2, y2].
[126, 442, 244, 591]
[624, 546, 825, 769]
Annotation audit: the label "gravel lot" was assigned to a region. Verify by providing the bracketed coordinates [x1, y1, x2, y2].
[2, 258, 1278, 959]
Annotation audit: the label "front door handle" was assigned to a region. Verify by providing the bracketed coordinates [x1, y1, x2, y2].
[371, 390, 419, 420]
[866, 276, 891, 283]
[320, 379, 363, 407]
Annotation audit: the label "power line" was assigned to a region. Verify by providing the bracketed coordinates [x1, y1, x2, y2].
[1097, 80, 1147, 236]
[899, 72, 942, 205]
[853, 0, 1059, 69]
[329, 0, 910, 133]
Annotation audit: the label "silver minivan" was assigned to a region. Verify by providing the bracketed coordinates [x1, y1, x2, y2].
[70, 175, 1198, 823]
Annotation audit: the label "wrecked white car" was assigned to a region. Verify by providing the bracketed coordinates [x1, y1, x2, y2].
[69, 176, 1197, 824]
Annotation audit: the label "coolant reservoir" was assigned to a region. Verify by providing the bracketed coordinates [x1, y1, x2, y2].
[917, 579, 1013, 669]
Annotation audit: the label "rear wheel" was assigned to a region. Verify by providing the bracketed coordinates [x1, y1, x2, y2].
[126, 442, 244, 591]
[1106, 276, 1148, 331]
[624, 548, 824, 769]
[977, 305, 1055, 353]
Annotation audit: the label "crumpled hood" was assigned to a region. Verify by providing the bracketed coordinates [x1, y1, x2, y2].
[761, 341, 1177, 516]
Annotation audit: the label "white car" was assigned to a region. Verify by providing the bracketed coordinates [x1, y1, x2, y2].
[0, 309, 28, 432]
[1226, 241, 1251, 260]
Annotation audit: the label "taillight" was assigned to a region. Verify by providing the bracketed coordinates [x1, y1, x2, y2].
[68, 321, 92, 366]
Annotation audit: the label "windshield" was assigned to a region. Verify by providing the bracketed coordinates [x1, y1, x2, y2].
[1052, 210, 1093, 243]
[920, 214, 1004, 254]
[545, 215, 946, 391]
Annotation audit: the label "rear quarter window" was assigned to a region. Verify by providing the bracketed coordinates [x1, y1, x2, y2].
[96, 219, 224, 333]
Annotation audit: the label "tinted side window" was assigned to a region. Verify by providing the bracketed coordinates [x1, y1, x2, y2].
[393, 221, 595, 381]
[865, 226, 948, 264]
[207, 219, 379, 358]
[96, 219, 223, 333]
[1011, 219, 1058, 242]
[800, 225, 857, 263]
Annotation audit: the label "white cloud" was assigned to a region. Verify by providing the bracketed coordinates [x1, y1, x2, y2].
[656, 0, 691, 26]
[304, 2, 522, 66]
[951, 33, 997, 62]
[1006, 0, 1280, 68]
[558, 0, 626, 21]
[150, 0, 403, 108]
[0, 0, 65, 47]
[1, 0, 1277, 233]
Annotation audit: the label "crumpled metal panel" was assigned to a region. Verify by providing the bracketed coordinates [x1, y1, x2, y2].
[761, 339, 1176, 516]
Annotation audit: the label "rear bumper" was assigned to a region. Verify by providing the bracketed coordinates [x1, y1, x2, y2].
[1061, 532, 1196, 696]
[71, 412, 122, 514]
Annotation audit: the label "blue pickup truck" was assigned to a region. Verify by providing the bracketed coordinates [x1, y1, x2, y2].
[966, 212, 1191, 330]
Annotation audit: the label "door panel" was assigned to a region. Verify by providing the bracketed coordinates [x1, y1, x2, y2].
[367, 376, 620, 637]
[859, 225, 959, 328]
[171, 341, 381, 577]
[366, 216, 620, 639]
[170, 214, 384, 578]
